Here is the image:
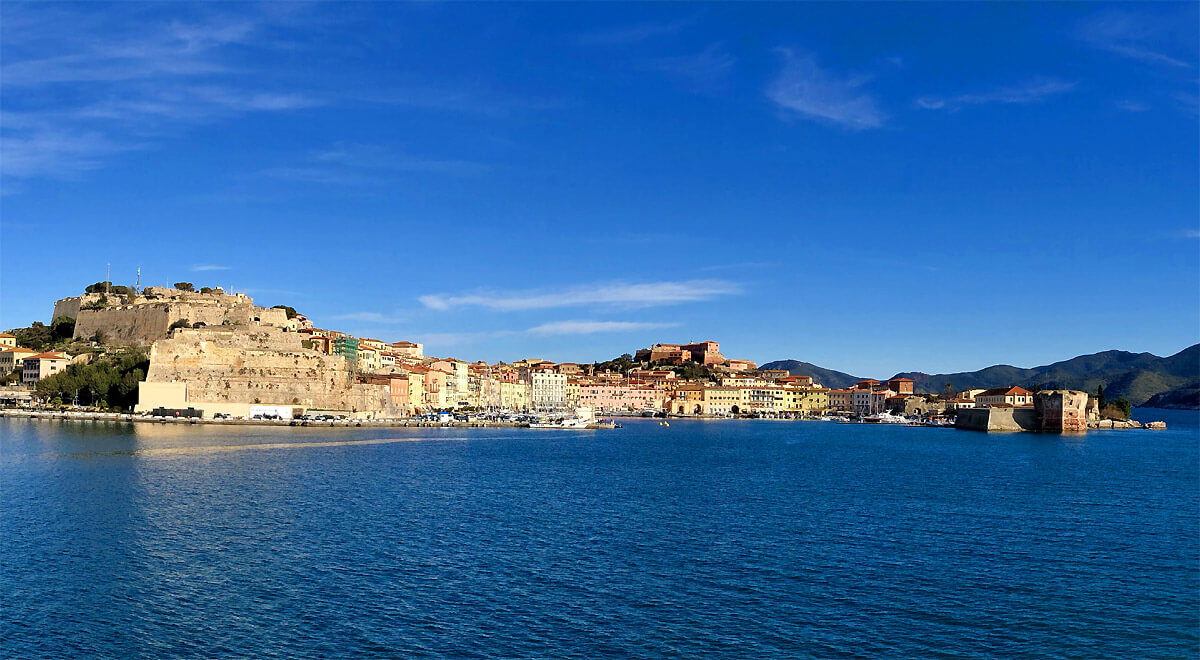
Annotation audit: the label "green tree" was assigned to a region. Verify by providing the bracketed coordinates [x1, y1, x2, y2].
[1110, 397, 1132, 420]
[81, 294, 109, 310]
[200, 287, 214, 294]
[169, 318, 191, 331]
[51, 316, 75, 341]
[1095, 384, 1107, 410]
[174, 282, 195, 292]
[9, 322, 53, 350]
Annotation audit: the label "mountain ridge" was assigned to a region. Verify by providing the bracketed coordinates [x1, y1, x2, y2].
[760, 344, 1199, 408]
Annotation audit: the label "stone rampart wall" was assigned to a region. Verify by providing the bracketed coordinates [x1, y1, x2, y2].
[66, 297, 289, 347]
[145, 328, 399, 415]
[955, 407, 1038, 432]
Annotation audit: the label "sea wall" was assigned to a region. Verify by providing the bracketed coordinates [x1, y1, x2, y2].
[955, 407, 1038, 432]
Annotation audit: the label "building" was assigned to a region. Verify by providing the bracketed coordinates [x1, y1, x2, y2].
[388, 341, 423, 359]
[853, 387, 896, 415]
[887, 377, 915, 395]
[976, 386, 1034, 408]
[0, 333, 16, 348]
[0, 347, 38, 375]
[357, 345, 381, 372]
[333, 337, 359, 363]
[724, 359, 756, 372]
[829, 388, 853, 412]
[636, 340, 724, 366]
[22, 352, 69, 384]
[359, 338, 386, 353]
[528, 368, 568, 411]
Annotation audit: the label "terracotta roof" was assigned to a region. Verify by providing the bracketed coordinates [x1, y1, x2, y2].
[0, 333, 15, 338]
[979, 386, 1032, 397]
[27, 352, 67, 360]
[1, 347, 35, 354]
[888, 378, 914, 382]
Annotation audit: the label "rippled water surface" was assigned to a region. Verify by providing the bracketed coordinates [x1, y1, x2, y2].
[2, 410, 1197, 658]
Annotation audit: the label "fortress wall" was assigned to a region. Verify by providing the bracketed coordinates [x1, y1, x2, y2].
[955, 407, 1038, 432]
[73, 305, 173, 345]
[1035, 390, 1089, 432]
[145, 329, 399, 415]
[68, 297, 292, 346]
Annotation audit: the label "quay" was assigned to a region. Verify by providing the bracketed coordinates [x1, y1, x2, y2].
[0, 409, 619, 430]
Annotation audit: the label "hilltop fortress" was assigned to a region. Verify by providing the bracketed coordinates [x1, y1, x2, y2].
[53, 286, 291, 346]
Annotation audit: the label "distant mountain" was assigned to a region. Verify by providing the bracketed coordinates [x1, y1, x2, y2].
[1142, 383, 1200, 410]
[757, 360, 862, 390]
[761, 344, 1199, 408]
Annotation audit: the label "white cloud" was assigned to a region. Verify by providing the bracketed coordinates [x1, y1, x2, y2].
[190, 264, 231, 272]
[526, 320, 679, 336]
[915, 78, 1077, 112]
[419, 279, 740, 311]
[1077, 11, 1191, 68]
[766, 50, 885, 130]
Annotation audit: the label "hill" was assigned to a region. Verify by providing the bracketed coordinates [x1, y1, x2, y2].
[756, 360, 862, 390]
[762, 344, 1199, 408]
[1142, 383, 1200, 410]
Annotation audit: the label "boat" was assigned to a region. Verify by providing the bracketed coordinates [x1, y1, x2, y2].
[863, 412, 911, 424]
[530, 407, 597, 429]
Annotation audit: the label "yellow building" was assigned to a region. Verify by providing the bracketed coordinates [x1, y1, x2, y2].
[0, 347, 37, 375]
[0, 333, 16, 349]
[357, 345, 381, 372]
[703, 386, 745, 416]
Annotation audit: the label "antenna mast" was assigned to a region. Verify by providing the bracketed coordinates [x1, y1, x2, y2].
[105, 263, 111, 294]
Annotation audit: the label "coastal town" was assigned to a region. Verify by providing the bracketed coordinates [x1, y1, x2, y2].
[0, 283, 1162, 432]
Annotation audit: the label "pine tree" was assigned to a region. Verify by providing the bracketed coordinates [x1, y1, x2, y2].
[1096, 384, 1106, 410]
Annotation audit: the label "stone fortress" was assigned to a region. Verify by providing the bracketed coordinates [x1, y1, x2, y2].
[138, 326, 401, 418]
[49, 285, 400, 418]
[54, 286, 291, 346]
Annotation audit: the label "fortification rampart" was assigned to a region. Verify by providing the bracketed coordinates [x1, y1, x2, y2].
[143, 328, 399, 415]
[955, 406, 1038, 432]
[56, 288, 289, 346]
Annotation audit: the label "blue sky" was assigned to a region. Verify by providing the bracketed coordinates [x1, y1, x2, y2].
[2, 2, 1197, 376]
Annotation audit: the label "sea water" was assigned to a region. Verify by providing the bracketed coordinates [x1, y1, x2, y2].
[2, 409, 1196, 658]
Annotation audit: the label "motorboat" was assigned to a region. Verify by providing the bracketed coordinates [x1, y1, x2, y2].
[530, 406, 597, 429]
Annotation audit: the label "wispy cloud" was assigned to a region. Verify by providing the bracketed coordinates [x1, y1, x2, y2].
[644, 43, 736, 93]
[0, 5, 318, 181]
[419, 279, 740, 312]
[261, 142, 488, 186]
[1182, 229, 1200, 239]
[526, 320, 679, 336]
[577, 16, 696, 46]
[1077, 10, 1192, 68]
[766, 49, 885, 130]
[915, 78, 1077, 111]
[190, 264, 231, 272]
[1115, 100, 1150, 112]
